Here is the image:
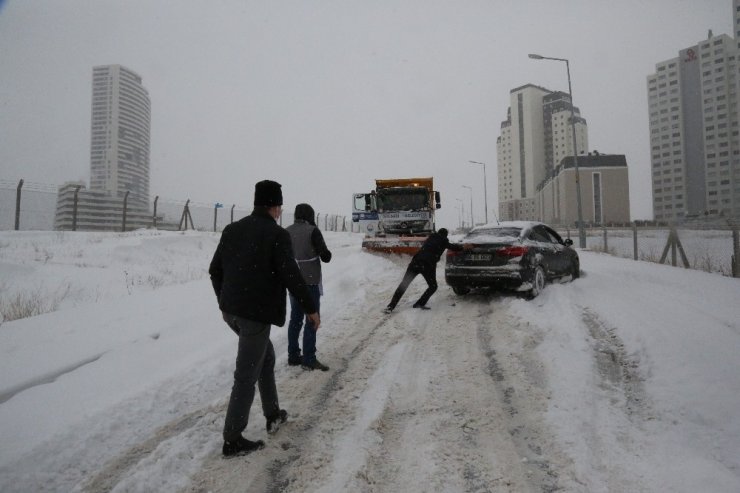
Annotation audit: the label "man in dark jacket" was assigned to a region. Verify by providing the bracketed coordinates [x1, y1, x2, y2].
[209, 180, 319, 457]
[285, 203, 332, 371]
[384, 228, 472, 313]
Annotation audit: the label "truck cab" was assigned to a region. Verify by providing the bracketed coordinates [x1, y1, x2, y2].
[352, 177, 441, 237]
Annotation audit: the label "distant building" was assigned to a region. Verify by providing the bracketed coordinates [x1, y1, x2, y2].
[55, 65, 152, 231]
[647, 1, 740, 224]
[497, 84, 590, 223]
[54, 182, 152, 231]
[538, 154, 630, 226]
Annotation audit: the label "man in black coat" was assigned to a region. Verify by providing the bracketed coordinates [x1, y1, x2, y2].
[209, 180, 319, 457]
[384, 228, 472, 313]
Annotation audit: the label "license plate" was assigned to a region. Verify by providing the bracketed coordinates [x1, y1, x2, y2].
[468, 254, 491, 261]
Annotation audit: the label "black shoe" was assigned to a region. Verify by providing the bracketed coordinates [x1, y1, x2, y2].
[413, 303, 430, 310]
[302, 359, 330, 372]
[288, 356, 302, 366]
[383, 305, 394, 314]
[266, 409, 288, 434]
[222, 436, 265, 457]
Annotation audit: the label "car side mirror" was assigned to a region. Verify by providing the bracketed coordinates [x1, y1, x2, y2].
[563, 238, 573, 247]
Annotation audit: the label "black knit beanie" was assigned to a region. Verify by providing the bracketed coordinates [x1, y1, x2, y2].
[254, 180, 283, 207]
[438, 228, 448, 237]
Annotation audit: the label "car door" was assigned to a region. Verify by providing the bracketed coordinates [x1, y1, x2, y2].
[540, 226, 569, 274]
[528, 226, 557, 274]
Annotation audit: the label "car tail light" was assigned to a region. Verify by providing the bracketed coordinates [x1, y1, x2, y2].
[447, 249, 461, 257]
[497, 245, 529, 257]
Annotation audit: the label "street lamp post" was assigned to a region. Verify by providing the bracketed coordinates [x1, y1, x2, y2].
[469, 160, 488, 224]
[456, 198, 465, 229]
[462, 185, 474, 228]
[529, 53, 587, 248]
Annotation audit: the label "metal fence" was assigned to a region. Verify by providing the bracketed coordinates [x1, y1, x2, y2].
[556, 225, 740, 278]
[1, 179, 352, 233]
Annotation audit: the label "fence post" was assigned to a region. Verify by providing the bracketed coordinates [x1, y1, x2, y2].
[632, 222, 638, 260]
[153, 196, 159, 229]
[733, 228, 740, 278]
[122, 191, 130, 232]
[231, 204, 235, 224]
[14, 179, 24, 230]
[602, 227, 608, 252]
[213, 203, 224, 232]
[72, 185, 81, 231]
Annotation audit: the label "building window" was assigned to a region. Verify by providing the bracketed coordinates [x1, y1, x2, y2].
[592, 172, 602, 225]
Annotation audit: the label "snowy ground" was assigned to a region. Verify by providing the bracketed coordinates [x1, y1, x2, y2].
[0, 229, 739, 492]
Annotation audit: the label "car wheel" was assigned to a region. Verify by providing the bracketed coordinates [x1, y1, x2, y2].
[527, 265, 546, 299]
[452, 286, 470, 295]
[571, 258, 580, 279]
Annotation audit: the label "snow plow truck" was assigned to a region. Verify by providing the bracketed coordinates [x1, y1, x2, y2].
[352, 177, 441, 255]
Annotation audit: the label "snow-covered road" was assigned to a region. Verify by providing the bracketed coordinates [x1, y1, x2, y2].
[0, 230, 738, 492]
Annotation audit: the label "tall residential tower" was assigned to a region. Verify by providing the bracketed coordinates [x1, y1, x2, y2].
[497, 84, 588, 221]
[54, 65, 152, 231]
[647, 1, 740, 223]
[90, 64, 151, 206]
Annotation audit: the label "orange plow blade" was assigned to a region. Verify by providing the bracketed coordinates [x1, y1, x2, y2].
[361, 236, 427, 255]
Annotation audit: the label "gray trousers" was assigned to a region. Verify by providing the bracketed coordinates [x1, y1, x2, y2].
[222, 313, 280, 442]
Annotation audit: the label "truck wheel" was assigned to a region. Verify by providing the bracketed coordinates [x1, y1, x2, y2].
[452, 286, 470, 295]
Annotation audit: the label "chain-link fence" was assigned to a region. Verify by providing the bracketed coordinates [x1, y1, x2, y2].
[1, 179, 353, 233]
[555, 225, 740, 278]
[0, 180, 58, 230]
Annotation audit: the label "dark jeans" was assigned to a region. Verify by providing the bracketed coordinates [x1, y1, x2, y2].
[288, 284, 321, 364]
[222, 313, 279, 442]
[388, 260, 437, 310]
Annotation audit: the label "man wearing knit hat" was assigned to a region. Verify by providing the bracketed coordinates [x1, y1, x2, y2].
[209, 179, 320, 456]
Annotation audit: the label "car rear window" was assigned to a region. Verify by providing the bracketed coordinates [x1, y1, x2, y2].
[466, 227, 521, 240]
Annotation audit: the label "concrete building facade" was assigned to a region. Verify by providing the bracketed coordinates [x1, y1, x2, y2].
[497, 84, 589, 222]
[54, 182, 152, 231]
[90, 64, 151, 206]
[538, 154, 630, 226]
[647, 1, 740, 223]
[56, 65, 152, 231]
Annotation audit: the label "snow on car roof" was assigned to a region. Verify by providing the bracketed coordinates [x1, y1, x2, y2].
[459, 221, 545, 243]
[471, 220, 543, 232]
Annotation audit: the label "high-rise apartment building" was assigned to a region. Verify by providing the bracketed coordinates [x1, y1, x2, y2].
[497, 84, 588, 221]
[55, 65, 152, 231]
[647, 1, 740, 223]
[90, 65, 151, 206]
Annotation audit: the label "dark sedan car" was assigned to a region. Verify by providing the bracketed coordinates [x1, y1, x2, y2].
[445, 221, 579, 298]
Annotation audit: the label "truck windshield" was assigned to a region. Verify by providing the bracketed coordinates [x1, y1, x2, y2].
[377, 189, 429, 211]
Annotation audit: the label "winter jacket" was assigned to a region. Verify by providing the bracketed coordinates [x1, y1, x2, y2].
[286, 220, 332, 285]
[209, 208, 316, 326]
[411, 231, 464, 267]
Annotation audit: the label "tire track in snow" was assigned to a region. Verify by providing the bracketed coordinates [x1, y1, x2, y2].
[474, 296, 574, 492]
[581, 308, 650, 421]
[184, 292, 404, 493]
[80, 403, 224, 493]
[262, 311, 399, 492]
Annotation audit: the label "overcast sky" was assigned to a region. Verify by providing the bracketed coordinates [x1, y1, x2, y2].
[0, 0, 732, 227]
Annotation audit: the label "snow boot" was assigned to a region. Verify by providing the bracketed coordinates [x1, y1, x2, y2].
[288, 355, 302, 366]
[222, 436, 265, 457]
[266, 409, 288, 434]
[302, 359, 330, 372]
[412, 303, 430, 310]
